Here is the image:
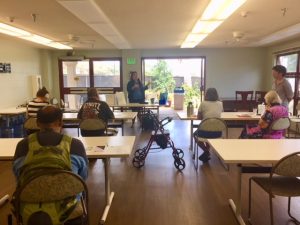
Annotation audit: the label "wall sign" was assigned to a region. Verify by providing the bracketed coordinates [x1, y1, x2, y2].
[0, 63, 11, 73]
[127, 58, 136, 65]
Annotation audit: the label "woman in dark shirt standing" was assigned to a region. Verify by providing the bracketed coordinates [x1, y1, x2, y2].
[127, 71, 149, 103]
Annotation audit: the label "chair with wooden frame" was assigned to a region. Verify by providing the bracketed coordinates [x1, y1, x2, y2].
[255, 91, 267, 104]
[235, 91, 254, 112]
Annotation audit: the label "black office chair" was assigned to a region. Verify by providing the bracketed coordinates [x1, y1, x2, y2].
[248, 151, 300, 225]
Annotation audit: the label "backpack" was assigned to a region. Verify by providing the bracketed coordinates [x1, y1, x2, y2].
[12, 133, 77, 225]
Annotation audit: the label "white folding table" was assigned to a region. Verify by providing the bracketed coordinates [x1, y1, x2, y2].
[208, 139, 300, 225]
[0, 135, 136, 224]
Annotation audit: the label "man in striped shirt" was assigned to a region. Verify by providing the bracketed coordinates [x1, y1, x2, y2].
[27, 87, 50, 117]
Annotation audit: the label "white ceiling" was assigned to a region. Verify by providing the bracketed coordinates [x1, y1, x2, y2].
[1, 0, 300, 49]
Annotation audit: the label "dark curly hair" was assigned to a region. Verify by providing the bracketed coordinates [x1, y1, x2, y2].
[36, 87, 49, 98]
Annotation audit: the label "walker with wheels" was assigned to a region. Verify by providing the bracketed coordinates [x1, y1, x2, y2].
[132, 110, 185, 171]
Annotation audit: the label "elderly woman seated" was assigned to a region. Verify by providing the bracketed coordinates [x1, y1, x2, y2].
[240, 90, 289, 139]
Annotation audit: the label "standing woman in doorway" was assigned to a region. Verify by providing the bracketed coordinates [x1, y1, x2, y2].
[127, 71, 149, 103]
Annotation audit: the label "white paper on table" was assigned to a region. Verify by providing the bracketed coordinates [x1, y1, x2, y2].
[237, 113, 252, 117]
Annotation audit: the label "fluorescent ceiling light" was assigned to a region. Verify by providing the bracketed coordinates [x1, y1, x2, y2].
[181, 34, 208, 48]
[0, 23, 30, 36]
[0, 22, 72, 49]
[253, 22, 300, 46]
[202, 0, 247, 20]
[217, 0, 247, 20]
[58, 0, 130, 49]
[192, 20, 223, 33]
[186, 34, 208, 43]
[181, 0, 247, 48]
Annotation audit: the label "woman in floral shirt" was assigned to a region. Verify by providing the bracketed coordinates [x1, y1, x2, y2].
[241, 90, 288, 139]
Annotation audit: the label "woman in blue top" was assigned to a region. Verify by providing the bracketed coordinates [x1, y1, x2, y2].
[127, 71, 149, 103]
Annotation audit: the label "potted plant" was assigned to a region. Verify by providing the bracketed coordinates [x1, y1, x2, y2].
[182, 83, 201, 108]
[150, 60, 175, 105]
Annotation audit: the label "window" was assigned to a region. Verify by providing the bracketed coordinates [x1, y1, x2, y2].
[276, 52, 300, 115]
[92, 60, 121, 87]
[58, 58, 122, 109]
[62, 60, 90, 88]
[142, 57, 206, 107]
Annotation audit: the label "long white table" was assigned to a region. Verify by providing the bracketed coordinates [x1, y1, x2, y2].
[177, 111, 261, 151]
[63, 111, 138, 136]
[0, 136, 136, 224]
[208, 139, 300, 225]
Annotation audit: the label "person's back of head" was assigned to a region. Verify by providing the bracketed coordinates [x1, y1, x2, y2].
[87, 87, 99, 100]
[204, 88, 219, 101]
[264, 90, 282, 105]
[37, 106, 63, 130]
[36, 87, 49, 98]
[272, 65, 287, 76]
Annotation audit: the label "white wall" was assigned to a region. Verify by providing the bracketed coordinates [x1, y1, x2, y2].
[0, 37, 42, 108]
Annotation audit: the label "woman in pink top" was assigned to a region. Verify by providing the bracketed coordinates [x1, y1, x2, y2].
[241, 90, 288, 139]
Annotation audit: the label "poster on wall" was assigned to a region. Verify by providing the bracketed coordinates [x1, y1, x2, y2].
[0, 63, 11, 73]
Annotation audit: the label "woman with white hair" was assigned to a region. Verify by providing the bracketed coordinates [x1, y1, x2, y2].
[240, 90, 288, 139]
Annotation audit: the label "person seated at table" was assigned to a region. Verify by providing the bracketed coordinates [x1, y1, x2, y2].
[27, 87, 50, 117]
[240, 90, 289, 139]
[13, 105, 88, 225]
[77, 87, 115, 136]
[194, 87, 223, 162]
[127, 71, 149, 104]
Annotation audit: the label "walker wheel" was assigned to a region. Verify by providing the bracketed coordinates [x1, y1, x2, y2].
[132, 157, 145, 168]
[172, 148, 184, 159]
[134, 148, 147, 160]
[174, 158, 185, 171]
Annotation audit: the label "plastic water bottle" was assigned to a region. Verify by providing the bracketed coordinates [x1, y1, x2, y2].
[187, 102, 194, 117]
[257, 103, 265, 115]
